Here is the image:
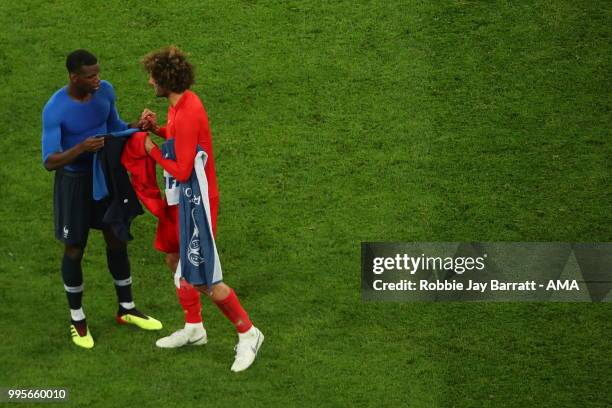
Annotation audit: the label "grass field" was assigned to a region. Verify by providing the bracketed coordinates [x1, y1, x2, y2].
[0, 1, 611, 407]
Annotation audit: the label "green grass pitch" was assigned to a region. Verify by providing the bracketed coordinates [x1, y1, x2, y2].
[0, 1, 610, 407]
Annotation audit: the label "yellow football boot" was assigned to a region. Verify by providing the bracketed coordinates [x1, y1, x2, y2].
[70, 324, 94, 349]
[116, 308, 163, 331]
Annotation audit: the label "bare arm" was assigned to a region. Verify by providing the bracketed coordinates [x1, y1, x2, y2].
[44, 137, 105, 171]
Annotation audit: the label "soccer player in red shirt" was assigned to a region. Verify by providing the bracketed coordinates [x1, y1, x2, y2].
[140, 46, 263, 372]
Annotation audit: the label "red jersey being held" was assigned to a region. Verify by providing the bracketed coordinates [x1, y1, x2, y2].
[149, 90, 219, 199]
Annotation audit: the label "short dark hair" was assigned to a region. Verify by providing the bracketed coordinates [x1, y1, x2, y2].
[141, 46, 194, 93]
[66, 49, 98, 73]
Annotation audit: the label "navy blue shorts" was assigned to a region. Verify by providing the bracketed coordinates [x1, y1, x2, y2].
[53, 169, 109, 246]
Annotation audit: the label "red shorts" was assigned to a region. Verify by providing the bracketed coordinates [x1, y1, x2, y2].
[154, 195, 219, 254]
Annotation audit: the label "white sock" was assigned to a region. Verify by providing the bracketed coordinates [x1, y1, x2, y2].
[120, 301, 135, 310]
[70, 308, 86, 321]
[238, 325, 257, 340]
[185, 322, 205, 332]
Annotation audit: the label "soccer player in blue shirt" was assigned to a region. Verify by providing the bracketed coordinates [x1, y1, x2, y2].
[41, 49, 162, 349]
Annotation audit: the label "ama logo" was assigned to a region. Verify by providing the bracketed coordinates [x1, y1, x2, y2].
[546, 280, 580, 291]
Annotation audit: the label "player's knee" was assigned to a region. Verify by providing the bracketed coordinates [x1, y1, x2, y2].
[64, 245, 84, 261]
[194, 283, 229, 300]
[195, 284, 214, 299]
[165, 253, 179, 271]
[210, 283, 231, 301]
[102, 229, 126, 251]
[105, 242, 126, 252]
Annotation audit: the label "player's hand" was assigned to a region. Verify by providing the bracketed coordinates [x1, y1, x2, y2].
[80, 136, 105, 152]
[141, 108, 156, 119]
[140, 109, 159, 134]
[141, 109, 157, 126]
[137, 118, 153, 131]
[144, 135, 157, 154]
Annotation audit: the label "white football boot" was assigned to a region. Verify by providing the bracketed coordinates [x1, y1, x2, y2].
[231, 326, 264, 372]
[156, 324, 208, 348]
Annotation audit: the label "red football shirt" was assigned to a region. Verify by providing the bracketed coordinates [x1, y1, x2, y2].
[149, 90, 219, 198]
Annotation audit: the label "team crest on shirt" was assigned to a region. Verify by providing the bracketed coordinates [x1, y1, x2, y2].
[188, 209, 204, 267]
[63, 225, 69, 239]
[183, 188, 201, 206]
[184, 188, 204, 267]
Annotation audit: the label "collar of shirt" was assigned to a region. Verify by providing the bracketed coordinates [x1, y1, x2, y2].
[167, 90, 194, 130]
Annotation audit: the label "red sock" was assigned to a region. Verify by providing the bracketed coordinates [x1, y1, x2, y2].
[177, 281, 202, 324]
[214, 289, 252, 333]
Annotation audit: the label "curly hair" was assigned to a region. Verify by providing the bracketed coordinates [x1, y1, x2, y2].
[141, 46, 194, 93]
